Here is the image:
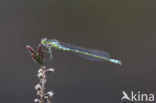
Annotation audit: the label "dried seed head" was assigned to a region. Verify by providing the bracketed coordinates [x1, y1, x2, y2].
[44, 96, 49, 100]
[34, 98, 40, 103]
[37, 72, 43, 79]
[47, 91, 54, 97]
[47, 68, 55, 73]
[38, 68, 43, 73]
[37, 91, 41, 96]
[34, 84, 41, 91]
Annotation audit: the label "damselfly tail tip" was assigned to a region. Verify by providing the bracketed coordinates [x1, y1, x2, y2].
[110, 59, 122, 65]
[119, 61, 122, 65]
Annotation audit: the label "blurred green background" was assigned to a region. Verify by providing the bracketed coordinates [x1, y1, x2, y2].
[0, 0, 156, 103]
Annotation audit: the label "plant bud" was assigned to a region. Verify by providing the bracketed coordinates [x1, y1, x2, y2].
[26, 45, 36, 55]
[31, 54, 37, 60]
[41, 51, 44, 58]
[38, 44, 42, 54]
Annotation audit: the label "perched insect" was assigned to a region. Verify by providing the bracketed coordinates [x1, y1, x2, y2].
[41, 38, 122, 65]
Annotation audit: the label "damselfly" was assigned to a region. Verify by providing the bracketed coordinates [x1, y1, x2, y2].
[41, 38, 122, 65]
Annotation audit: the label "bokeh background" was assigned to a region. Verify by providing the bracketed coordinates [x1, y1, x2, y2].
[0, 0, 156, 103]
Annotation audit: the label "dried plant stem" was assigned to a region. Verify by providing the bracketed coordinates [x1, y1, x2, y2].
[26, 44, 54, 103]
[40, 65, 47, 103]
[34, 65, 54, 103]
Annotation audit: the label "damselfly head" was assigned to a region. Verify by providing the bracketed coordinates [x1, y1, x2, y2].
[41, 38, 48, 46]
[41, 38, 60, 48]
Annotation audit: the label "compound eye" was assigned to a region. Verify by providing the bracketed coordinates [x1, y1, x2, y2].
[48, 44, 51, 47]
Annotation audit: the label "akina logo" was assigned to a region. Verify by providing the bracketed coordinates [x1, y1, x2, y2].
[121, 91, 155, 102]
